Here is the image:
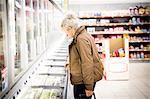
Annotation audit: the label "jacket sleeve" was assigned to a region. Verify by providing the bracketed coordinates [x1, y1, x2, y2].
[76, 37, 94, 90]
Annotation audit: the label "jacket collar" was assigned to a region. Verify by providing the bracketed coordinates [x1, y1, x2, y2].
[73, 26, 86, 44]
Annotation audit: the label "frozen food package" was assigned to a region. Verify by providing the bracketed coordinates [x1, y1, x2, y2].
[30, 75, 48, 87]
[21, 88, 42, 99]
[45, 76, 65, 87]
[39, 89, 63, 99]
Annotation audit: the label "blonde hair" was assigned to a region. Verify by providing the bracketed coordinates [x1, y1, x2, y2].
[61, 12, 80, 31]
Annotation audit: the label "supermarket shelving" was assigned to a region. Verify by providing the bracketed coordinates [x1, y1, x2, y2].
[79, 14, 150, 19]
[129, 40, 150, 43]
[82, 22, 150, 27]
[90, 32, 150, 35]
[129, 49, 150, 51]
[129, 58, 150, 61]
[79, 8, 150, 61]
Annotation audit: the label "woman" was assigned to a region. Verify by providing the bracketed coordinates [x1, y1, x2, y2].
[61, 13, 103, 99]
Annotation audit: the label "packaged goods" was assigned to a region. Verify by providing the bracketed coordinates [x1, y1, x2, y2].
[21, 88, 42, 99]
[39, 89, 62, 99]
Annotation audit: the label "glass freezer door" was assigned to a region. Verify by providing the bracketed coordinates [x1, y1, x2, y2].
[26, 0, 35, 61]
[0, 0, 8, 93]
[33, 0, 38, 56]
[14, 0, 22, 77]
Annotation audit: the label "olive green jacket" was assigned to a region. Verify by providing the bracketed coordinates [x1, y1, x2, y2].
[69, 26, 103, 90]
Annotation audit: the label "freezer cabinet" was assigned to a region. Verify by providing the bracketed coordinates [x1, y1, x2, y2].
[17, 74, 68, 99]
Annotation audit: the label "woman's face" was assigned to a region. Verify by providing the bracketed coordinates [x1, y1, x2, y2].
[63, 27, 75, 38]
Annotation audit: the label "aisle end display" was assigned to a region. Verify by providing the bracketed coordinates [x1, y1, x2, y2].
[103, 38, 129, 80]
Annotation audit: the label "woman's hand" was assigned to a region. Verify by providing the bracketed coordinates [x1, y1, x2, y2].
[64, 64, 69, 70]
[85, 90, 93, 97]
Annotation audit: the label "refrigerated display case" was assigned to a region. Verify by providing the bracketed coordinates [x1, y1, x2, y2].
[1, 0, 66, 98]
[13, 42, 69, 99]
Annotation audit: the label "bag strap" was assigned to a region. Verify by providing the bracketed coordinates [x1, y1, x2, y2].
[93, 92, 96, 99]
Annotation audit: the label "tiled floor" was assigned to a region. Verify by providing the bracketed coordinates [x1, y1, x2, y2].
[68, 63, 150, 99]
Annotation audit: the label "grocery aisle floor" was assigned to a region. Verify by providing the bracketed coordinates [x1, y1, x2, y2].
[68, 63, 150, 99]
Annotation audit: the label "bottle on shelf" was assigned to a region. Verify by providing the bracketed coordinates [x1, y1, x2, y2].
[140, 52, 144, 58]
[137, 52, 140, 58]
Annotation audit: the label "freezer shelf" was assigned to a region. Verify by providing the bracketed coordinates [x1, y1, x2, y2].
[52, 52, 68, 57]
[43, 61, 66, 67]
[53, 55, 68, 57]
[49, 67, 66, 74]
[30, 75, 65, 88]
[20, 74, 67, 99]
[55, 48, 68, 52]
[17, 46, 69, 99]
[47, 56, 67, 61]
[54, 50, 68, 54]
[37, 66, 66, 75]
[57, 48, 68, 51]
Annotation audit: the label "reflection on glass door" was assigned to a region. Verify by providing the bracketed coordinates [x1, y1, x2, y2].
[0, 0, 8, 93]
[36, 0, 43, 54]
[44, 1, 47, 49]
[33, 0, 38, 56]
[47, 2, 53, 47]
[14, 0, 22, 77]
[26, 0, 34, 61]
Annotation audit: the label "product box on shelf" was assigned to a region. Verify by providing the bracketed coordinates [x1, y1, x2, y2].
[20, 88, 42, 99]
[45, 76, 65, 87]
